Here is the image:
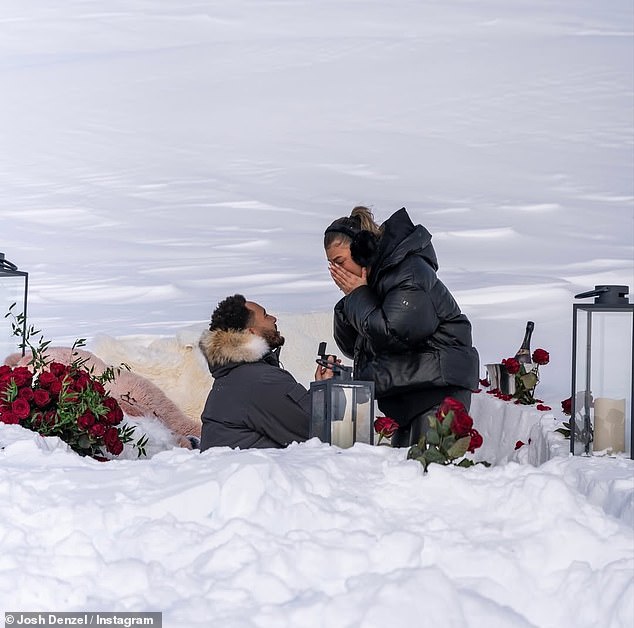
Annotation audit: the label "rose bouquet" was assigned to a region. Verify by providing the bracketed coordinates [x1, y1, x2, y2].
[407, 397, 487, 471]
[500, 348, 550, 405]
[1, 307, 147, 459]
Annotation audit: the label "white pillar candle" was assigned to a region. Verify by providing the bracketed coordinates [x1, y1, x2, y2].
[593, 397, 626, 453]
[332, 416, 354, 448]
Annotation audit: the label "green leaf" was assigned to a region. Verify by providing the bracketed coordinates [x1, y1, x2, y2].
[456, 458, 474, 468]
[477, 460, 492, 468]
[427, 415, 437, 430]
[438, 414, 452, 437]
[423, 447, 447, 465]
[135, 434, 149, 458]
[77, 434, 92, 450]
[417, 434, 427, 450]
[520, 372, 538, 390]
[407, 444, 423, 460]
[426, 429, 440, 445]
[442, 435, 456, 451]
[414, 455, 430, 472]
[555, 428, 571, 438]
[446, 436, 470, 459]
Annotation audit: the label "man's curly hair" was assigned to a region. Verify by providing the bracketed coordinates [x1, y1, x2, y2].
[209, 294, 253, 331]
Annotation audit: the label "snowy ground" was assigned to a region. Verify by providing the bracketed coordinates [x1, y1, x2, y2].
[0, 1, 633, 626]
[1, 424, 633, 628]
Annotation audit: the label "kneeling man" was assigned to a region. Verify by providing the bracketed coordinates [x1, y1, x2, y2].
[199, 294, 333, 451]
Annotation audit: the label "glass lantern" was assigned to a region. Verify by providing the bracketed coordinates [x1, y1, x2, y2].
[570, 285, 633, 458]
[310, 362, 375, 448]
[0, 252, 29, 361]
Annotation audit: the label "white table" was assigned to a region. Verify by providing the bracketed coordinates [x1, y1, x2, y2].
[469, 391, 558, 465]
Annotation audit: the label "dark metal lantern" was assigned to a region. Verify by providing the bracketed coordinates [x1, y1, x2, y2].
[570, 285, 633, 458]
[309, 343, 375, 448]
[0, 252, 29, 359]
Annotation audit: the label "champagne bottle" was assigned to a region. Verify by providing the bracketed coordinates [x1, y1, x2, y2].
[514, 321, 534, 364]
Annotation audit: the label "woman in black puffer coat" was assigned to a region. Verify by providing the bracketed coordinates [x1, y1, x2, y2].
[324, 206, 479, 447]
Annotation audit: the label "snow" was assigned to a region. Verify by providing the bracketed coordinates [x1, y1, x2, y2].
[1, 1, 633, 626]
[1, 426, 633, 628]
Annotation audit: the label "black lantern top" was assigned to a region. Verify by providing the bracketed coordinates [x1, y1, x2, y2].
[1, 252, 20, 274]
[0, 252, 28, 280]
[575, 285, 630, 305]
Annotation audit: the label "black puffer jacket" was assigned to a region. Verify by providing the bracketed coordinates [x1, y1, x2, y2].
[198, 329, 310, 451]
[333, 208, 479, 420]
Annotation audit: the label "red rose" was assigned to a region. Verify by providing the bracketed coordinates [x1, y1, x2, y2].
[467, 429, 483, 453]
[77, 411, 96, 430]
[48, 362, 68, 378]
[11, 397, 31, 420]
[102, 396, 118, 410]
[90, 423, 106, 438]
[104, 426, 121, 450]
[10, 367, 33, 388]
[532, 349, 549, 366]
[374, 416, 399, 438]
[102, 397, 124, 425]
[37, 371, 57, 389]
[44, 411, 57, 425]
[92, 381, 105, 395]
[515, 440, 525, 450]
[0, 365, 12, 378]
[449, 409, 473, 438]
[436, 397, 466, 422]
[501, 358, 521, 375]
[18, 386, 35, 402]
[107, 438, 124, 456]
[104, 408, 123, 426]
[536, 404, 551, 411]
[479, 378, 490, 387]
[72, 372, 91, 391]
[561, 397, 572, 415]
[0, 409, 19, 424]
[48, 379, 62, 396]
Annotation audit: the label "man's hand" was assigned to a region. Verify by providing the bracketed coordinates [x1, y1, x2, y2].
[314, 355, 340, 381]
[329, 263, 367, 295]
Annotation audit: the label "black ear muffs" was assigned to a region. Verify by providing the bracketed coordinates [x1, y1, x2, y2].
[350, 230, 379, 267]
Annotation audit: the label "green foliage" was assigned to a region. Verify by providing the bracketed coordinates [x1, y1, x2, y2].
[407, 406, 489, 473]
[446, 436, 470, 459]
[555, 421, 571, 439]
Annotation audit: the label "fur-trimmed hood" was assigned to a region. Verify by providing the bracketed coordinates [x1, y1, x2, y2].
[199, 328, 271, 373]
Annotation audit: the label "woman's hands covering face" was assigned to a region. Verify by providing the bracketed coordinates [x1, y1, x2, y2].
[329, 263, 367, 295]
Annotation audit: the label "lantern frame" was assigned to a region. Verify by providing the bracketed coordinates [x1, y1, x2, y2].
[309, 362, 375, 448]
[570, 285, 633, 458]
[0, 252, 29, 357]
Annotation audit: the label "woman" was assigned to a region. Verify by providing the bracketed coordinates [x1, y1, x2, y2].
[324, 206, 479, 447]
